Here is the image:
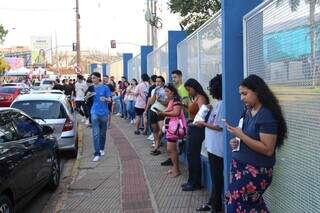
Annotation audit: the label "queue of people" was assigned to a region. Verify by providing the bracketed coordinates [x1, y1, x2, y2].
[61, 70, 286, 213]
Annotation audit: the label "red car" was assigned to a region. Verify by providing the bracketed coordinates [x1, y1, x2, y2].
[0, 86, 28, 107]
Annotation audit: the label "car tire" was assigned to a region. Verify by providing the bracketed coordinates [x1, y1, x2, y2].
[69, 134, 79, 158]
[0, 194, 14, 213]
[46, 153, 60, 191]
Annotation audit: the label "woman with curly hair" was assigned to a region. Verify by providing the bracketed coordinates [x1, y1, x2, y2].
[225, 74, 287, 212]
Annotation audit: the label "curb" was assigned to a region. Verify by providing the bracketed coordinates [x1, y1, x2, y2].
[55, 123, 84, 212]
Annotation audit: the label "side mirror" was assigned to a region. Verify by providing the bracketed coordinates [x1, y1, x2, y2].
[42, 125, 54, 135]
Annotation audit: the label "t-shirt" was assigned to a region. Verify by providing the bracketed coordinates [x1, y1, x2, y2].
[75, 81, 88, 101]
[232, 106, 278, 167]
[150, 86, 166, 113]
[177, 84, 189, 100]
[203, 100, 224, 157]
[134, 82, 149, 109]
[91, 84, 112, 116]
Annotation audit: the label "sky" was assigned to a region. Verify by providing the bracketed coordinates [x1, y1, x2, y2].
[0, 0, 181, 55]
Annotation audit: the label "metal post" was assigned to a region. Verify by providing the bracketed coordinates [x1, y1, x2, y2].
[76, 0, 81, 70]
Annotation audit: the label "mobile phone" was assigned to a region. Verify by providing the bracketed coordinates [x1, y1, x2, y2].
[153, 107, 160, 112]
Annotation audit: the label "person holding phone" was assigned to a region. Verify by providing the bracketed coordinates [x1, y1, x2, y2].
[225, 74, 287, 212]
[90, 72, 112, 162]
[195, 74, 224, 213]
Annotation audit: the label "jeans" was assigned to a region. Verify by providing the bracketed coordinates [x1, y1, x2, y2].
[121, 97, 127, 118]
[186, 124, 205, 187]
[126, 100, 136, 120]
[75, 101, 86, 117]
[91, 114, 108, 156]
[113, 95, 122, 114]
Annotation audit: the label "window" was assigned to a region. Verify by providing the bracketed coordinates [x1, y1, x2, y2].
[11, 100, 67, 119]
[10, 112, 41, 139]
[0, 111, 19, 143]
[0, 87, 17, 94]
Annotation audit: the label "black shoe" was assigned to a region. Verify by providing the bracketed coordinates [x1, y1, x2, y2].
[150, 149, 161, 156]
[134, 130, 140, 135]
[181, 182, 189, 188]
[182, 184, 201, 191]
[196, 203, 211, 212]
[161, 158, 173, 166]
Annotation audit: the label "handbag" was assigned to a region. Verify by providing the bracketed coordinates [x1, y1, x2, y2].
[164, 112, 187, 141]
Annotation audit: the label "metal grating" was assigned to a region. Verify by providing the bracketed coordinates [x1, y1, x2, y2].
[177, 12, 222, 87]
[147, 42, 169, 82]
[128, 54, 141, 81]
[244, 1, 320, 212]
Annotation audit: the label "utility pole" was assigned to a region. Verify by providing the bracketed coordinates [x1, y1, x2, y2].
[151, 0, 158, 48]
[55, 31, 60, 77]
[76, 0, 81, 70]
[146, 0, 151, 45]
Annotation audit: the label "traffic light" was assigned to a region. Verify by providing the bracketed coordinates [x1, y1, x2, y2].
[110, 40, 116, 49]
[72, 43, 77, 51]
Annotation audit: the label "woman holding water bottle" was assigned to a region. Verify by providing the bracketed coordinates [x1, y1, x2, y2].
[225, 74, 287, 212]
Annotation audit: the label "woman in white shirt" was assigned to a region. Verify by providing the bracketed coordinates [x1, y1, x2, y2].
[195, 74, 224, 213]
[125, 79, 137, 124]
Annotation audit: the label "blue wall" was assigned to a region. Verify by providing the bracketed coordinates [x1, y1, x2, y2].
[123, 53, 133, 79]
[168, 31, 187, 82]
[102, 63, 109, 77]
[140, 46, 153, 75]
[222, 0, 264, 192]
[90, 64, 97, 74]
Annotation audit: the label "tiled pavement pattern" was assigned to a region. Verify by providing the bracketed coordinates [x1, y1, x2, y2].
[60, 117, 208, 213]
[60, 125, 122, 213]
[112, 117, 208, 213]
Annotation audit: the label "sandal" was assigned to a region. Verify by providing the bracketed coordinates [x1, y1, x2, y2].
[150, 149, 161, 156]
[169, 172, 181, 178]
[196, 203, 211, 212]
[167, 169, 172, 174]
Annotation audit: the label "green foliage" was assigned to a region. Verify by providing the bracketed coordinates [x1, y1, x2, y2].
[0, 24, 8, 43]
[168, 0, 221, 34]
[0, 58, 10, 75]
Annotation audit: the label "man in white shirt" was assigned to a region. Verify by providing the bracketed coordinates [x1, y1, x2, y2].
[75, 75, 88, 122]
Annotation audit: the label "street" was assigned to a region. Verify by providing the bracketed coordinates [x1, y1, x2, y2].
[22, 155, 75, 213]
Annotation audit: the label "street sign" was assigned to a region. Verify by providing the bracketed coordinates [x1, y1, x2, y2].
[110, 40, 116, 48]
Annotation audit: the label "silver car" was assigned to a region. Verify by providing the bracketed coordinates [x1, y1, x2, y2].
[30, 90, 64, 95]
[10, 93, 78, 157]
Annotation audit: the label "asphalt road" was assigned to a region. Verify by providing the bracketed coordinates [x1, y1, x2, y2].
[22, 154, 75, 213]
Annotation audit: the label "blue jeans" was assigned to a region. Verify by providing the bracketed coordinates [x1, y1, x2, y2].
[126, 100, 136, 120]
[121, 97, 127, 118]
[91, 114, 108, 156]
[114, 95, 122, 114]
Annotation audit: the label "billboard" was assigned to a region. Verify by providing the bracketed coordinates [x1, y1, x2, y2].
[31, 36, 52, 66]
[5, 57, 24, 70]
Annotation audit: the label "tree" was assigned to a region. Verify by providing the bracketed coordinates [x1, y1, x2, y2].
[277, 0, 320, 86]
[0, 24, 8, 43]
[168, 0, 221, 34]
[0, 58, 10, 75]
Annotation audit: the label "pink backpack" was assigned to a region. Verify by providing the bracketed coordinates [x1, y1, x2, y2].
[164, 99, 187, 141]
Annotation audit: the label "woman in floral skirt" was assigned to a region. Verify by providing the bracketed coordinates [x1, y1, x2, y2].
[225, 74, 287, 212]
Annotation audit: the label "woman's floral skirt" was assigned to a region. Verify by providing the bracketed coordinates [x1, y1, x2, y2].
[225, 159, 273, 213]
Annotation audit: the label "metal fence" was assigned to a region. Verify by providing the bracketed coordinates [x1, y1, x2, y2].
[109, 59, 123, 82]
[177, 11, 222, 86]
[128, 54, 141, 81]
[147, 42, 169, 82]
[244, 1, 320, 212]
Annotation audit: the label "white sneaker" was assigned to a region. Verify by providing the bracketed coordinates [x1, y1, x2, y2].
[85, 119, 90, 125]
[133, 119, 136, 124]
[130, 119, 134, 124]
[81, 118, 86, 122]
[116, 113, 122, 117]
[100, 150, 105, 156]
[93, 156, 100, 162]
[147, 134, 154, 141]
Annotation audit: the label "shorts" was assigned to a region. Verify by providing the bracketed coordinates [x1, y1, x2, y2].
[149, 110, 164, 124]
[134, 107, 145, 116]
[108, 101, 113, 112]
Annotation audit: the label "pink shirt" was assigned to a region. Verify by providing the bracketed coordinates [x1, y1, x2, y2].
[134, 82, 149, 109]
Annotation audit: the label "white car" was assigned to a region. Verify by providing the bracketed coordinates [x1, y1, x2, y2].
[40, 79, 55, 90]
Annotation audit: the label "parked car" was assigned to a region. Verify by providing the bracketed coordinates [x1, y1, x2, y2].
[2, 83, 30, 90]
[30, 90, 64, 95]
[39, 79, 55, 90]
[0, 108, 60, 213]
[11, 93, 78, 157]
[0, 86, 29, 107]
[31, 81, 41, 90]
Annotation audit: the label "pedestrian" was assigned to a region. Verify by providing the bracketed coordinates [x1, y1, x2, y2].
[84, 77, 94, 126]
[125, 79, 137, 124]
[181, 78, 210, 191]
[52, 79, 64, 91]
[90, 72, 112, 162]
[103, 76, 115, 128]
[144, 74, 157, 138]
[157, 83, 185, 177]
[133, 73, 150, 135]
[225, 74, 287, 212]
[149, 76, 167, 155]
[195, 74, 224, 213]
[75, 75, 88, 122]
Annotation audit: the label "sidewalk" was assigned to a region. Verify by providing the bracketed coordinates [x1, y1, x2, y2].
[59, 117, 208, 213]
